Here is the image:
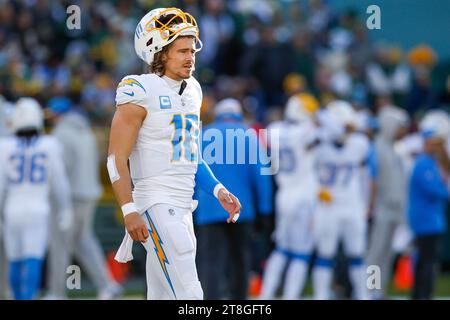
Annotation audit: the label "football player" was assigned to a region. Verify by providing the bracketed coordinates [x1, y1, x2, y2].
[0, 98, 72, 300]
[312, 100, 370, 300]
[260, 93, 320, 299]
[108, 8, 241, 300]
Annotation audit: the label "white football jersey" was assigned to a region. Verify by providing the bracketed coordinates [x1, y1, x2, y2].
[268, 120, 319, 200]
[0, 135, 71, 226]
[115, 74, 202, 210]
[315, 133, 370, 214]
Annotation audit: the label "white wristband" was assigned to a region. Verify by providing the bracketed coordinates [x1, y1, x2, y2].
[213, 183, 226, 199]
[121, 202, 138, 217]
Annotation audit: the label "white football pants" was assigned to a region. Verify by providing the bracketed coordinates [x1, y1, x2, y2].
[142, 203, 203, 300]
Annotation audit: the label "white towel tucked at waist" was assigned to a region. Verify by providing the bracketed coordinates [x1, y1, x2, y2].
[114, 200, 198, 263]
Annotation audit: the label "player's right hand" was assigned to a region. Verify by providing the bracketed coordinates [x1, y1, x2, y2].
[124, 213, 149, 243]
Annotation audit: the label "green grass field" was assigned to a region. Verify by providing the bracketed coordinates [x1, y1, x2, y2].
[298, 273, 450, 299]
[65, 273, 450, 300]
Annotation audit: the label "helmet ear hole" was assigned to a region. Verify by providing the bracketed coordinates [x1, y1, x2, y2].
[146, 38, 153, 46]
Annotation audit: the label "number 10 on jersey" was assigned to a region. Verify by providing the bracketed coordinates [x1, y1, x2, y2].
[170, 114, 199, 163]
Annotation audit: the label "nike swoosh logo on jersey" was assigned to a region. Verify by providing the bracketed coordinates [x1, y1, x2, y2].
[124, 91, 134, 96]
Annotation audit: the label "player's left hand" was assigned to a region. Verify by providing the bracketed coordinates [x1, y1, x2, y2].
[217, 188, 241, 223]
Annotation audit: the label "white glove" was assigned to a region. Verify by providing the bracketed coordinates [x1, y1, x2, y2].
[58, 210, 74, 231]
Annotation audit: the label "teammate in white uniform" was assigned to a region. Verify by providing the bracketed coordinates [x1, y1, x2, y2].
[312, 100, 370, 300]
[108, 8, 241, 300]
[260, 93, 320, 299]
[0, 98, 72, 300]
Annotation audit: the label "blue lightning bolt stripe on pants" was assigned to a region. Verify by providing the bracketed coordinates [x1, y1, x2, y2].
[144, 211, 177, 298]
[141, 203, 203, 300]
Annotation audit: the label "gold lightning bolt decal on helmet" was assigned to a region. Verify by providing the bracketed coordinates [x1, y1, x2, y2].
[144, 211, 176, 298]
[134, 7, 202, 65]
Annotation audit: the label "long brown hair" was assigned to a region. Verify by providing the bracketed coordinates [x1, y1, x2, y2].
[149, 43, 172, 76]
[149, 13, 183, 76]
[148, 36, 196, 76]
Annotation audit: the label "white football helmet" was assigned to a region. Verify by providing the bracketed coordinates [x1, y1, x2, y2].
[419, 110, 450, 140]
[326, 100, 357, 128]
[11, 97, 44, 132]
[134, 7, 202, 65]
[215, 98, 243, 116]
[284, 93, 319, 122]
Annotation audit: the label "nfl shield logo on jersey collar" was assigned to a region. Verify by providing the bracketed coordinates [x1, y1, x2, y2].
[159, 96, 172, 109]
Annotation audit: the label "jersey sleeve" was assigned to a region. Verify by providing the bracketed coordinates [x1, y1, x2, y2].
[115, 75, 148, 109]
[196, 157, 221, 197]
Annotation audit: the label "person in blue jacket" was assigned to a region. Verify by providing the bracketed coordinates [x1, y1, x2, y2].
[408, 110, 450, 300]
[194, 98, 273, 299]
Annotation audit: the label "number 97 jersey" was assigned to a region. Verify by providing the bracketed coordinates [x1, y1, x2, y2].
[115, 74, 202, 210]
[316, 133, 370, 215]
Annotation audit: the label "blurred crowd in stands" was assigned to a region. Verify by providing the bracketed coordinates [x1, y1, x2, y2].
[1, 0, 449, 127]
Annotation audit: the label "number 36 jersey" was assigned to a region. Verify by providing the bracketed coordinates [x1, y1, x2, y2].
[0, 135, 70, 225]
[115, 74, 202, 211]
